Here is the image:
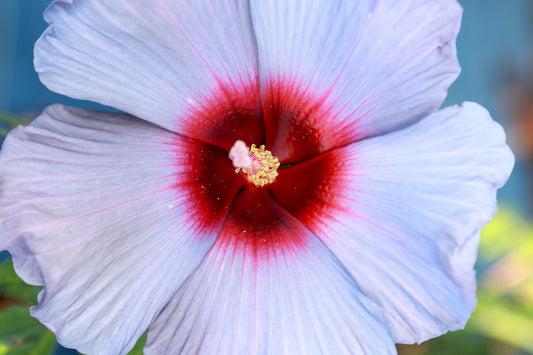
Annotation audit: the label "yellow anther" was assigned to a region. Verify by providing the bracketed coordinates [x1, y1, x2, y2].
[234, 144, 280, 187]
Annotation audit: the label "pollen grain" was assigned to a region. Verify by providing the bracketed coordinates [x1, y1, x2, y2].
[231, 142, 280, 187]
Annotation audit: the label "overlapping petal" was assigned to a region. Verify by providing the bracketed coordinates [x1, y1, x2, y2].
[250, 0, 462, 160]
[144, 188, 395, 354]
[34, 0, 259, 139]
[270, 102, 514, 343]
[0, 105, 241, 354]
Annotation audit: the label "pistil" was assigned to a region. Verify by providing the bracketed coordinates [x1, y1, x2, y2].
[229, 140, 280, 187]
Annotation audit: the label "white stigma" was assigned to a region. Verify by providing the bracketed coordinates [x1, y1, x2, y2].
[229, 140, 252, 168]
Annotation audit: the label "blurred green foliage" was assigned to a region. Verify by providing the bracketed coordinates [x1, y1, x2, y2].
[399, 206, 533, 355]
[0, 112, 25, 138]
[0, 260, 55, 355]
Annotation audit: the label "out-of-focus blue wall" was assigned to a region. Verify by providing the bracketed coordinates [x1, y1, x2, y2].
[1, 0, 55, 113]
[0, 0, 108, 115]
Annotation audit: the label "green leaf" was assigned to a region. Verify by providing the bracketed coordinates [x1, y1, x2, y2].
[0, 259, 41, 303]
[0, 307, 42, 341]
[0, 258, 57, 354]
[2, 343, 35, 355]
[27, 331, 57, 355]
[0, 306, 59, 355]
[0, 112, 26, 128]
[128, 332, 147, 355]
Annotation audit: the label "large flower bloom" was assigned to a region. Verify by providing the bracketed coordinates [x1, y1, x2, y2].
[0, 0, 513, 354]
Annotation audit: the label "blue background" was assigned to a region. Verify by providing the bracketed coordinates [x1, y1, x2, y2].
[1, 1, 532, 354]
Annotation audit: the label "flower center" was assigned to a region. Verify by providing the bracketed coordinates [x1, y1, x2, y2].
[229, 140, 280, 187]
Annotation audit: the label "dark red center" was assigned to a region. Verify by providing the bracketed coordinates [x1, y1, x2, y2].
[176, 79, 346, 259]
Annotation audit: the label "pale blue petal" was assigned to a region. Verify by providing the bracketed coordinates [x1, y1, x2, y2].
[144, 200, 396, 355]
[272, 102, 514, 343]
[250, 0, 462, 148]
[35, 0, 258, 134]
[0, 105, 226, 354]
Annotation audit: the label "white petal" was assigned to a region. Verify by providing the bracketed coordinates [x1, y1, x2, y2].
[35, 0, 258, 136]
[144, 188, 396, 354]
[251, 0, 462, 152]
[271, 102, 514, 343]
[0, 105, 239, 354]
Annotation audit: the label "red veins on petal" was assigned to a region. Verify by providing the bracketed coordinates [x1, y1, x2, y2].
[169, 137, 246, 237]
[216, 186, 309, 261]
[270, 150, 345, 228]
[183, 81, 264, 151]
[263, 79, 352, 164]
[177, 79, 345, 259]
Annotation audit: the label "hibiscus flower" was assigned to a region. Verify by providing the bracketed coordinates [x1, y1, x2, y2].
[0, 0, 514, 354]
